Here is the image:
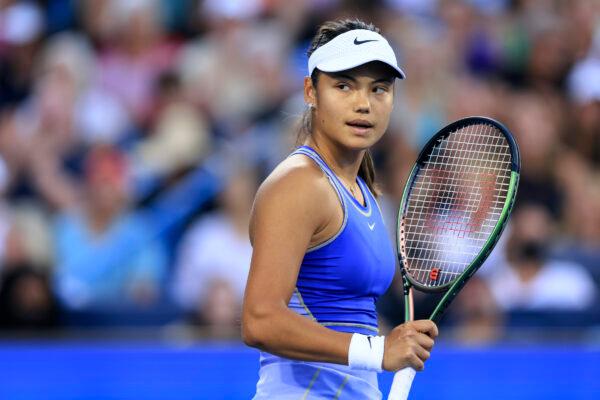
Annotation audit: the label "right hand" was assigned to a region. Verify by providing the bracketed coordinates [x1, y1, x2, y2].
[382, 320, 438, 372]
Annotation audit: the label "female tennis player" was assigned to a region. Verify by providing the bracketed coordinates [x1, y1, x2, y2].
[242, 19, 438, 399]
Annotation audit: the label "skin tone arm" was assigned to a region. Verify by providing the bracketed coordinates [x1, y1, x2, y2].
[242, 157, 438, 371]
[243, 159, 351, 364]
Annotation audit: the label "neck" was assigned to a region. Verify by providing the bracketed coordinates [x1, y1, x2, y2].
[86, 208, 116, 234]
[513, 261, 543, 283]
[305, 133, 364, 183]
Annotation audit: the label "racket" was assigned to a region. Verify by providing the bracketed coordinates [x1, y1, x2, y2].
[387, 116, 520, 400]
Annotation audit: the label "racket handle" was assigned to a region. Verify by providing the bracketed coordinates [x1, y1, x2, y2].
[388, 367, 416, 400]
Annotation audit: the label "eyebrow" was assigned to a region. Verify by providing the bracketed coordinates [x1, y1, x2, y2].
[331, 73, 394, 84]
[373, 77, 395, 84]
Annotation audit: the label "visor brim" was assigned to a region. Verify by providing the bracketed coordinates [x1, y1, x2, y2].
[315, 55, 406, 79]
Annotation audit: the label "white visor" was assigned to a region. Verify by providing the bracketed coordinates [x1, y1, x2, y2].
[308, 29, 405, 79]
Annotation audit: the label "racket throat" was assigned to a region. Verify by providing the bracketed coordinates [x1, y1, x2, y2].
[404, 285, 414, 322]
[429, 281, 463, 323]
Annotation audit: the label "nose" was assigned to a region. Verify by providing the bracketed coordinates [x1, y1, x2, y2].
[353, 89, 370, 114]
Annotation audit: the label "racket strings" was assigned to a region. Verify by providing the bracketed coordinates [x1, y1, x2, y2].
[401, 123, 512, 288]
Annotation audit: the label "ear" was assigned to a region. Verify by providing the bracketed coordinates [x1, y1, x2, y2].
[303, 76, 316, 107]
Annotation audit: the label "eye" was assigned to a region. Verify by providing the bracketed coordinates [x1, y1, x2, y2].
[373, 86, 389, 94]
[336, 83, 350, 91]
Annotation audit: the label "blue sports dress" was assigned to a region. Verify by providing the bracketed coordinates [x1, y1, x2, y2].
[253, 145, 396, 399]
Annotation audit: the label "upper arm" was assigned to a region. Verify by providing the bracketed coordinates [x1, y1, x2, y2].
[244, 162, 331, 312]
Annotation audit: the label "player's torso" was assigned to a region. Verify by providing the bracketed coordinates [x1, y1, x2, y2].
[290, 146, 396, 334]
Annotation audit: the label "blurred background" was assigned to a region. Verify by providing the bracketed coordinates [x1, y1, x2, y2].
[0, 0, 599, 399]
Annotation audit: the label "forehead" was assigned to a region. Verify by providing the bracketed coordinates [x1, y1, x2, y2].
[514, 205, 551, 237]
[323, 61, 397, 81]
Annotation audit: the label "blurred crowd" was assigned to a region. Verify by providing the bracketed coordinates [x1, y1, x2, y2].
[0, 0, 599, 343]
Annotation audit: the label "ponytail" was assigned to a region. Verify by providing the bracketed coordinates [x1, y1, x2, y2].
[359, 149, 379, 197]
[296, 108, 312, 146]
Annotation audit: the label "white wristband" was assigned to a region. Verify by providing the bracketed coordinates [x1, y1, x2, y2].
[347, 333, 385, 372]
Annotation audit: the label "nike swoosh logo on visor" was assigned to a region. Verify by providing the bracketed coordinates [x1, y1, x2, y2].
[354, 38, 378, 45]
[368, 222, 376, 231]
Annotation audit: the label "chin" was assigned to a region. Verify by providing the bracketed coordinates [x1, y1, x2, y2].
[343, 132, 382, 150]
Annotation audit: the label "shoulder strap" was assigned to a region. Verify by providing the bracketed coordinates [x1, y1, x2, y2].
[290, 146, 347, 197]
[289, 146, 349, 252]
[291, 146, 332, 174]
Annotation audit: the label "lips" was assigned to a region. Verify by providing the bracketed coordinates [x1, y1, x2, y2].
[346, 119, 374, 129]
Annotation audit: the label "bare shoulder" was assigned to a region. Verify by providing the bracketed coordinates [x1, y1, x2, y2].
[262, 154, 331, 197]
[249, 154, 337, 244]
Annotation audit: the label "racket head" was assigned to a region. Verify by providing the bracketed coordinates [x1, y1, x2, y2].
[396, 116, 520, 295]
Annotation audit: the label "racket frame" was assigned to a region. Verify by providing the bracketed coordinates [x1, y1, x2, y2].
[395, 116, 520, 322]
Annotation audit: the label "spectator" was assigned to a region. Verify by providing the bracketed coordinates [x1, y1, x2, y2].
[176, 12, 292, 131]
[506, 92, 565, 217]
[485, 203, 597, 311]
[0, 264, 59, 330]
[96, 0, 180, 125]
[0, 1, 45, 109]
[52, 145, 168, 309]
[448, 277, 504, 345]
[566, 28, 600, 167]
[132, 71, 211, 182]
[554, 157, 600, 285]
[171, 167, 256, 329]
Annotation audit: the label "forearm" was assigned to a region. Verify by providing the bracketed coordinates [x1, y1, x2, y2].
[242, 304, 351, 365]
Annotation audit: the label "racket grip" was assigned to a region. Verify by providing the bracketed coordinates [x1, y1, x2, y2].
[387, 367, 416, 400]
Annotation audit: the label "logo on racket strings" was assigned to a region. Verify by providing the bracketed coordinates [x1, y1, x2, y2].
[430, 268, 441, 281]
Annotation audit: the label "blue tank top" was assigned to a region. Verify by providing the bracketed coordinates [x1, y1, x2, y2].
[287, 145, 396, 335]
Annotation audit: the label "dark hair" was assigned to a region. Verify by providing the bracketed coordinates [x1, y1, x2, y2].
[298, 19, 382, 196]
[0, 265, 59, 329]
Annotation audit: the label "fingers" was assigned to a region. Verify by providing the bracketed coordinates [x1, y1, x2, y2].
[409, 320, 439, 338]
[413, 341, 431, 363]
[408, 353, 425, 371]
[415, 332, 434, 352]
[382, 321, 438, 372]
[403, 339, 430, 371]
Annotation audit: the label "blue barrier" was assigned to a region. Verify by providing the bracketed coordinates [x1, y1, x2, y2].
[0, 341, 598, 399]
